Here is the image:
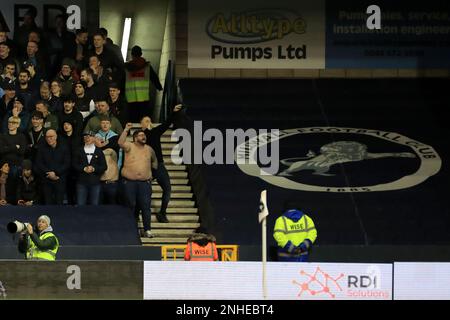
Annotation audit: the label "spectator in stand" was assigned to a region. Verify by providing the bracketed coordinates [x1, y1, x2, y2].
[60, 120, 81, 205]
[13, 8, 43, 57]
[80, 68, 102, 102]
[84, 99, 123, 135]
[28, 31, 49, 66]
[16, 159, 39, 206]
[0, 83, 16, 121]
[0, 115, 27, 201]
[2, 97, 30, 134]
[35, 129, 70, 204]
[95, 115, 120, 204]
[0, 30, 18, 59]
[34, 81, 63, 114]
[90, 30, 124, 87]
[67, 27, 89, 72]
[140, 104, 183, 222]
[107, 82, 128, 125]
[73, 81, 95, 119]
[89, 55, 111, 96]
[47, 14, 76, 78]
[99, 28, 124, 65]
[73, 131, 107, 205]
[119, 123, 158, 238]
[35, 100, 59, 131]
[56, 58, 77, 97]
[0, 160, 15, 206]
[16, 69, 35, 112]
[125, 45, 162, 122]
[21, 41, 47, 84]
[0, 42, 20, 74]
[0, 61, 16, 89]
[26, 110, 45, 160]
[50, 80, 63, 99]
[58, 95, 84, 137]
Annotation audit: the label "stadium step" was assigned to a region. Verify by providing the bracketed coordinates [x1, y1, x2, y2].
[141, 237, 188, 245]
[162, 143, 178, 150]
[151, 207, 198, 214]
[146, 222, 200, 229]
[167, 171, 188, 178]
[152, 192, 193, 199]
[152, 178, 188, 185]
[152, 185, 191, 192]
[146, 229, 195, 237]
[149, 214, 199, 223]
[165, 165, 187, 171]
[151, 200, 195, 208]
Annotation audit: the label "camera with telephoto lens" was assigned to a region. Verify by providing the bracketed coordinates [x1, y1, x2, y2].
[7, 221, 30, 233]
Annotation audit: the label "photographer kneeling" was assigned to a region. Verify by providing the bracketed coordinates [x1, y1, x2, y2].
[18, 215, 59, 261]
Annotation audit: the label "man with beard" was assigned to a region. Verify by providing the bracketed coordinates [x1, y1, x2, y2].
[16, 69, 35, 112]
[119, 123, 158, 238]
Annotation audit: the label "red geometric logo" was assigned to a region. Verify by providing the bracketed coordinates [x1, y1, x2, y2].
[292, 267, 345, 298]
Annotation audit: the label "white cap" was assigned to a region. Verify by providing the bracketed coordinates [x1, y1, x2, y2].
[38, 215, 51, 226]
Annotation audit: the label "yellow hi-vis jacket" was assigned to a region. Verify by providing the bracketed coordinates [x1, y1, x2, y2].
[273, 213, 317, 249]
[125, 65, 150, 103]
[27, 232, 59, 261]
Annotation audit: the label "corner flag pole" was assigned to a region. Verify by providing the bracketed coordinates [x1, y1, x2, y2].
[259, 190, 269, 299]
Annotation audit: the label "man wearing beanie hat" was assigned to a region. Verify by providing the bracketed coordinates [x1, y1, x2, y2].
[18, 215, 59, 261]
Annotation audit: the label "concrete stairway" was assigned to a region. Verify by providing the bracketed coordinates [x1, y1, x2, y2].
[131, 126, 200, 247]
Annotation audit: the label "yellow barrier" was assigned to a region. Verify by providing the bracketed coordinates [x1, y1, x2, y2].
[161, 245, 239, 261]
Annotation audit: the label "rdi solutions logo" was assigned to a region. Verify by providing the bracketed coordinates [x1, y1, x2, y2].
[206, 9, 308, 61]
[293, 265, 390, 300]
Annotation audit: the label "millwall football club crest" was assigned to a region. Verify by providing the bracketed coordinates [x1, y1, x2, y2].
[236, 127, 442, 192]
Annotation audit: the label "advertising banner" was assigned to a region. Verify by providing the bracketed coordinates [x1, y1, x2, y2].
[188, 0, 325, 69]
[326, 0, 450, 68]
[394, 263, 450, 300]
[144, 262, 392, 300]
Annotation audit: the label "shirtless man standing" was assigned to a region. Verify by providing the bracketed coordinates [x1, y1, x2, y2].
[119, 123, 158, 238]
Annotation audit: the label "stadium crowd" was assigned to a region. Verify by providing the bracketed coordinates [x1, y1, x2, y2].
[0, 10, 171, 236]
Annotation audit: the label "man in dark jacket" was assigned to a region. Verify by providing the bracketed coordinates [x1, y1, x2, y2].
[58, 95, 84, 137]
[140, 104, 182, 222]
[73, 131, 107, 205]
[34, 129, 70, 204]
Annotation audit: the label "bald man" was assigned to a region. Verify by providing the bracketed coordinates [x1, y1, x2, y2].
[35, 129, 70, 204]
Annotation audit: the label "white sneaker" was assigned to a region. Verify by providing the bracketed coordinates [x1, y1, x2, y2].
[145, 230, 154, 238]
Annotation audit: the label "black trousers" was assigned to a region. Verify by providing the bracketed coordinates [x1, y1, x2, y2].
[43, 178, 66, 205]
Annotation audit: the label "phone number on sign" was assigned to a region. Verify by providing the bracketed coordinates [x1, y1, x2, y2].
[364, 49, 425, 57]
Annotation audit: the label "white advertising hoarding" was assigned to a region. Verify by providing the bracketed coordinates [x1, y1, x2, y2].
[188, 0, 325, 69]
[394, 263, 450, 300]
[144, 262, 392, 300]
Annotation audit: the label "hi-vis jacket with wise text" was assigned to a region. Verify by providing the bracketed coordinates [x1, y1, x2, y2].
[184, 233, 219, 261]
[273, 209, 317, 257]
[18, 226, 59, 261]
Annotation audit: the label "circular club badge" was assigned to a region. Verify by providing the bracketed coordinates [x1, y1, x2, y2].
[235, 127, 442, 192]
